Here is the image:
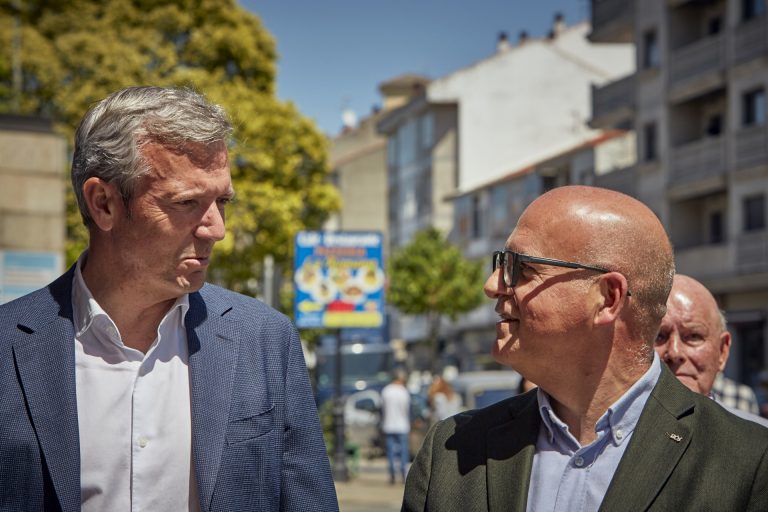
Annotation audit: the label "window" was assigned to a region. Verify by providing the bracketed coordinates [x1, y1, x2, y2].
[743, 195, 766, 231]
[471, 194, 483, 239]
[743, 88, 766, 126]
[743, 0, 766, 21]
[418, 113, 433, 151]
[709, 211, 724, 244]
[707, 16, 722, 35]
[642, 30, 659, 69]
[387, 138, 397, 168]
[541, 175, 557, 193]
[706, 114, 723, 136]
[643, 122, 658, 162]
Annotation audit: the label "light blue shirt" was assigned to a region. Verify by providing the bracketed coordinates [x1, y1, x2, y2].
[526, 353, 662, 512]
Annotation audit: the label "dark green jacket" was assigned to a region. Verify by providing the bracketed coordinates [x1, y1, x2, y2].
[403, 365, 768, 511]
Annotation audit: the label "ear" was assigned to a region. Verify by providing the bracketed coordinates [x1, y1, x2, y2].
[717, 331, 732, 372]
[593, 272, 630, 326]
[82, 177, 123, 232]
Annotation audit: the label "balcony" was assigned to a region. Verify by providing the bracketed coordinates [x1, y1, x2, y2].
[590, 74, 635, 129]
[737, 231, 768, 273]
[669, 34, 726, 102]
[733, 15, 768, 65]
[668, 136, 726, 196]
[589, 0, 634, 43]
[735, 124, 768, 171]
[594, 165, 635, 197]
[675, 243, 732, 279]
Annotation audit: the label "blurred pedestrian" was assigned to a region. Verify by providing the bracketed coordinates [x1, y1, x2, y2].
[428, 375, 463, 421]
[0, 86, 337, 511]
[381, 367, 411, 484]
[655, 274, 767, 427]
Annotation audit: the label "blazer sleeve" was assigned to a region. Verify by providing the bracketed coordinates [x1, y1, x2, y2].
[280, 325, 339, 512]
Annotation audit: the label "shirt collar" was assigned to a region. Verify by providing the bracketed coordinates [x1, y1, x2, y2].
[72, 251, 190, 341]
[537, 352, 662, 447]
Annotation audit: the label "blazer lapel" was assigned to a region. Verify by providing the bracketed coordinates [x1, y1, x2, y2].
[599, 366, 694, 512]
[487, 395, 540, 512]
[186, 288, 241, 511]
[12, 270, 81, 512]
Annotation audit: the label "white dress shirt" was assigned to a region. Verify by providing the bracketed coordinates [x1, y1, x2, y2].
[72, 256, 200, 511]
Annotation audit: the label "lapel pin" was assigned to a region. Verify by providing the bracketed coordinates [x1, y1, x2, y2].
[666, 432, 683, 442]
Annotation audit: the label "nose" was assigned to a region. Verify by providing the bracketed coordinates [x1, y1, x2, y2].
[196, 201, 226, 242]
[661, 331, 684, 366]
[484, 268, 510, 299]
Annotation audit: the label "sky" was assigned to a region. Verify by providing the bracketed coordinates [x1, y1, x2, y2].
[242, 1, 591, 136]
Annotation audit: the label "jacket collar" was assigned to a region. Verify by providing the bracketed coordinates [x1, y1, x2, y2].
[599, 365, 695, 511]
[186, 285, 242, 511]
[487, 391, 539, 512]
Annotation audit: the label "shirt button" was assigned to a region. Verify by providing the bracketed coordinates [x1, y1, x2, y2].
[138, 437, 148, 448]
[615, 429, 624, 440]
[574, 456, 584, 467]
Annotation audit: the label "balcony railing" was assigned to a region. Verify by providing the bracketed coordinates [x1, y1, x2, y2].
[589, 0, 633, 42]
[735, 124, 768, 171]
[669, 136, 726, 186]
[669, 34, 725, 87]
[594, 166, 635, 196]
[591, 74, 635, 128]
[737, 231, 768, 273]
[733, 15, 768, 64]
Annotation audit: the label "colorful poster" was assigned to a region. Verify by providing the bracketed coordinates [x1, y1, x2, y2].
[294, 231, 384, 328]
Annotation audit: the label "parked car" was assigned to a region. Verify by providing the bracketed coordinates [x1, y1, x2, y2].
[451, 370, 522, 410]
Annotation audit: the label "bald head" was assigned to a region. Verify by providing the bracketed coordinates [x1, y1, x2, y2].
[518, 186, 675, 342]
[655, 274, 730, 395]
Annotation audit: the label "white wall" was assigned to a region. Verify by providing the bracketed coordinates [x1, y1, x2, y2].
[427, 23, 634, 193]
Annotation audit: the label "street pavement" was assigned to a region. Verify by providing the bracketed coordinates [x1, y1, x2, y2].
[335, 457, 405, 512]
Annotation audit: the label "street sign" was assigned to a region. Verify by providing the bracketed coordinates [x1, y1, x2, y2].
[294, 231, 384, 328]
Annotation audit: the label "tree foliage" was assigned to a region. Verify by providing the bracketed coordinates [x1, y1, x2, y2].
[388, 228, 486, 370]
[0, 0, 339, 298]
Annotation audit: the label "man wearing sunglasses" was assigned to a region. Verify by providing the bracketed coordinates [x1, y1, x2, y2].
[403, 186, 768, 511]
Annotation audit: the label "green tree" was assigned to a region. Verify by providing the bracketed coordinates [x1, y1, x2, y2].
[388, 228, 486, 372]
[0, 0, 339, 299]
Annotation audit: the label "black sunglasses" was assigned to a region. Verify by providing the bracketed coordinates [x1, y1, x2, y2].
[492, 250, 617, 290]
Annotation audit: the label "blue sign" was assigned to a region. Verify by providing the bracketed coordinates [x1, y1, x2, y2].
[0, 250, 63, 304]
[294, 231, 384, 328]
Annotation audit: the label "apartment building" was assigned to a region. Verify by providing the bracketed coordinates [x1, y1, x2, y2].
[590, 0, 768, 387]
[327, 74, 430, 253]
[378, 16, 634, 354]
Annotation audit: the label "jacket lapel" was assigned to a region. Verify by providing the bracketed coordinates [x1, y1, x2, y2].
[11, 269, 81, 512]
[487, 394, 540, 512]
[186, 287, 241, 511]
[599, 366, 694, 511]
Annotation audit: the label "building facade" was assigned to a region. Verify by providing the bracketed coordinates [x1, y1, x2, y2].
[590, 0, 768, 388]
[0, 115, 66, 303]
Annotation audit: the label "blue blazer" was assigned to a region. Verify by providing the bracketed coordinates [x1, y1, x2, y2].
[0, 267, 338, 511]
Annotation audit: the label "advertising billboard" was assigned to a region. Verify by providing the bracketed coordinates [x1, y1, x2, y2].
[294, 231, 384, 329]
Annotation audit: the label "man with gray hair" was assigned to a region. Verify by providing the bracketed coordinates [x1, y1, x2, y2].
[655, 274, 767, 427]
[0, 86, 338, 511]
